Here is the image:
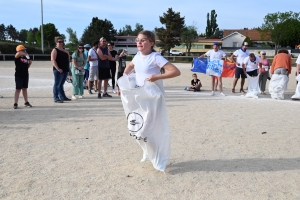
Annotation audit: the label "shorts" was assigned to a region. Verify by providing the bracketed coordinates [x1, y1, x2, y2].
[247, 70, 258, 77]
[235, 67, 247, 79]
[15, 76, 29, 89]
[98, 67, 111, 80]
[116, 72, 124, 86]
[88, 66, 98, 81]
[84, 69, 89, 80]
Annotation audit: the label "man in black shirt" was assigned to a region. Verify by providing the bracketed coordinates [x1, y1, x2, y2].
[14, 45, 32, 109]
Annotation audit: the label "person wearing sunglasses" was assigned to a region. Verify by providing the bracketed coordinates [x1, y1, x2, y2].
[97, 37, 113, 98]
[71, 44, 87, 99]
[107, 42, 119, 94]
[258, 51, 270, 94]
[51, 36, 71, 103]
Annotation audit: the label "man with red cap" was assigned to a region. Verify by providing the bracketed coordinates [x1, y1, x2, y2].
[14, 45, 32, 109]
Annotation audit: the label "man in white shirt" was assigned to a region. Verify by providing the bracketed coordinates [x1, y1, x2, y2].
[230, 42, 250, 93]
[242, 53, 262, 76]
[87, 40, 99, 94]
[200, 42, 229, 96]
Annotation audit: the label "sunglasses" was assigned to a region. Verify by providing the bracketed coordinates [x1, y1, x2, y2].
[57, 41, 63, 43]
[78, 47, 84, 49]
[262, 54, 266, 55]
[101, 41, 107, 42]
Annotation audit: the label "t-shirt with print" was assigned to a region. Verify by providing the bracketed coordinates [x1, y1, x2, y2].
[191, 79, 200, 86]
[243, 55, 261, 72]
[88, 48, 98, 67]
[205, 50, 226, 60]
[132, 51, 168, 87]
[15, 56, 30, 78]
[233, 49, 250, 68]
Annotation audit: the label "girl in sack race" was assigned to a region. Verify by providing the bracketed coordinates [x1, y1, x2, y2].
[119, 30, 181, 172]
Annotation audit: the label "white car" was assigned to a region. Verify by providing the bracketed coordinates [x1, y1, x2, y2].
[169, 49, 185, 56]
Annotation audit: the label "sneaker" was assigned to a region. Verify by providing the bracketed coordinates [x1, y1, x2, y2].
[78, 96, 83, 99]
[24, 102, 32, 107]
[54, 100, 63, 103]
[103, 93, 112, 97]
[211, 91, 215, 96]
[112, 89, 116, 94]
[72, 95, 77, 100]
[220, 92, 226, 96]
[13, 103, 18, 109]
[98, 93, 102, 99]
[88, 90, 93, 94]
[94, 89, 98, 92]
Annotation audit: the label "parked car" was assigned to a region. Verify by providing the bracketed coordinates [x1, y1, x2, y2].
[170, 49, 185, 56]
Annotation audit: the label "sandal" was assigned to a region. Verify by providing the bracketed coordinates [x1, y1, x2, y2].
[240, 89, 246, 93]
[232, 88, 235, 93]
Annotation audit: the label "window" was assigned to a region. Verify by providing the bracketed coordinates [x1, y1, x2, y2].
[117, 39, 126, 41]
[128, 45, 136, 47]
[115, 45, 127, 47]
[233, 42, 238, 47]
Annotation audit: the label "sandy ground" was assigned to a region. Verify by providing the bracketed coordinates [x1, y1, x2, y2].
[0, 61, 300, 200]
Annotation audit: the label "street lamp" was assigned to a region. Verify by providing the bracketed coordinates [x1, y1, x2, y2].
[41, 0, 44, 54]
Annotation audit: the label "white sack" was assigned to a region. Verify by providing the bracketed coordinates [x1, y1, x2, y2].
[117, 74, 170, 172]
[291, 75, 300, 100]
[268, 74, 289, 100]
[245, 74, 261, 98]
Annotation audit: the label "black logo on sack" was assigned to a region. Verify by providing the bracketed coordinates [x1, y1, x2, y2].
[127, 112, 144, 132]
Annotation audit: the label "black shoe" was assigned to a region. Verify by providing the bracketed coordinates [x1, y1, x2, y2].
[63, 98, 72, 101]
[88, 90, 93, 94]
[103, 93, 112, 97]
[13, 103, 18, 109]
[94, 89, 98, 92]
[54, 100, 64, 103]
[24, 102, 32, 107]
[98, 93, 102, 99]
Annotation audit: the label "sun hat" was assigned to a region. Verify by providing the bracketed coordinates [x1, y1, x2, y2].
[84, 44, 91, 48]
[260, 50, 266, 55]
[243, 42, 249, 46]
[16, 45, 26, 52]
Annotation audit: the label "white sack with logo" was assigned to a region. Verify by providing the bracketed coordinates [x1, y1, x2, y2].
[245, 74, 261, 98]
[117, 74, 170, 172]
[268, 74, 289, 100]
[291, 75, 300, 100]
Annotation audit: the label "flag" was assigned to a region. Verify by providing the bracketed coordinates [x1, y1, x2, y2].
[191, 58, 223, 77]
[191, 58, 208, 74]
[221, 60, 237, 78]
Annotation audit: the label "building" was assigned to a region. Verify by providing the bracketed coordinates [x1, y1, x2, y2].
[114, 36, 138, 55]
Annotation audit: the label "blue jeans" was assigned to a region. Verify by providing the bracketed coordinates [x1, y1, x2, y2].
[53, 70, 68, 101]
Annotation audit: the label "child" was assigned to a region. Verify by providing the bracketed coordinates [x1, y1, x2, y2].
[186, 73, 202, 92]
[14, 45, 32, 109]
[116, 49, 127, 95]
[123, 30, 181, 172]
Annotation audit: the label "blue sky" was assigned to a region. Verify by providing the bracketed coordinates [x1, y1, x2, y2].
[1, 0, 299, 42]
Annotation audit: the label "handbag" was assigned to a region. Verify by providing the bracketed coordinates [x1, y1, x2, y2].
[75, 69, 85, 75]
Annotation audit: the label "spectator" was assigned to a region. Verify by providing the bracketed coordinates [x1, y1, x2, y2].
[87, 41, 99, 94]
[186, 73, 202, 92]
[116, 49, 127, 95]
[83, 44, 91, 89]
[258, 51, 270, 94]
[13, 45, 32, 109]
[71, 44, 86, 99]
[51, 36, 71, 103]
[108, 42, 118, 94]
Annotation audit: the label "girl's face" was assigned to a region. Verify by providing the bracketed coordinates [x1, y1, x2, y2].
[136, 34, 154, 55]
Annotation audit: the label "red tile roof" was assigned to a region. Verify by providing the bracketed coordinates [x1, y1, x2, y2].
[223, 29, 271, 41]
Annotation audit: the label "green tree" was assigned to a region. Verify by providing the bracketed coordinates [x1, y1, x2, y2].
[0, 24, 6, 41]
[243, 36, 252, 47]
[132, 23, 144, 35]
[155, 8, 185, 55]
[274, 18, 300, 48]
[66, 27, 79, 51]
[205, 10, 219, 38]
[36, 23, 60, 48]
[6, 24, 18, 42]
[180, 26, 198, 56]
[259, 11, 300, 53]
[18, 29, 28, 43]
[81, 17, 117, 44]
[27, 31, 35, 45]
[118, 25, 133, 36]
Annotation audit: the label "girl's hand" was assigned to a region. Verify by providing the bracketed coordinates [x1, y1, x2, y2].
[147, 74, 161, 82]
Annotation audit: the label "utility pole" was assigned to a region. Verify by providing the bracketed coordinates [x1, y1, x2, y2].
[41, 0, 44, 53]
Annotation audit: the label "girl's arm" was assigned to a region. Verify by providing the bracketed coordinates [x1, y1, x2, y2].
[296, 64, 300, 76]
[123, 61, 135, 75]
[147, 62, 181, 82]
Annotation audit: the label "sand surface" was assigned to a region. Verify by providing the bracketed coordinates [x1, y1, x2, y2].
[0, 61, 300, 200]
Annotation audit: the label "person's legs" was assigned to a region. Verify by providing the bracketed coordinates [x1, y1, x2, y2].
[232, 78, 238, 92]
[218, 77, 223, 93]
[78, 75, 84, 96]
[110, 66, 116, 90]
[261, 72, 268, 93]
[259, 73, 263, 91]
[241, 78, 245, 91]
[22, 88, 28, 103]
[14, 89, 21, 104]
[211, 76, 215, 91]
[59, 72, 68, 99]
[53, 70, 60, 101]
[98, 79, 102, 95]
[214, 77, 218, 91]
[104, 79, 108, 93]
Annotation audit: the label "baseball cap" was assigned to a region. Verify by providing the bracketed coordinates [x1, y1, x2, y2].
[16, 45, 26, 52]
[260, 50, 266, 55]
[84, 44, 91, 48]
[213, 42, 219, 46]
[243, 42, 249, 46]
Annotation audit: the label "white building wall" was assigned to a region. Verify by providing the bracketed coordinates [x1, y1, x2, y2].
[222, 33, 246, 47]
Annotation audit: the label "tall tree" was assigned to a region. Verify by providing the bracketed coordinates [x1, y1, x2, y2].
[180, 26, 198, 56]
[205, 10, 219, 38]
[66, 27, 79, 45]
[155, 8, 185, 55]
[133, 23, 144, 35]
[81, 17, 117, 44]
[36, 23, 60, 48]
[27, 31, 35, 45]
[6, 24, 18, 42]
[273, 18, 300, 48]
[258, 11, 300, 53]
[0, 24, 6, 41]
[118, 25, 133, 36]
[18, 29, 28, 43]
